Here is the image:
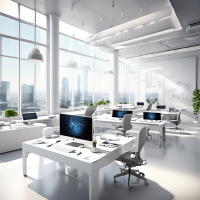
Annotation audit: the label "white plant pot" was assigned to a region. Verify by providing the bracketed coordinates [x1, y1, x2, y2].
[42, 127, 54, 138]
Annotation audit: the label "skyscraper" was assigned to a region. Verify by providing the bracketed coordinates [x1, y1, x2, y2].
[0, 81, 10, 102]
[21, 84, 34, 104]
[61, 77, 69, 101]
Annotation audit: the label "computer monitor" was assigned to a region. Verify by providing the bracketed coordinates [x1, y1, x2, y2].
[22, 113, 37, 124]
[143, 112, 161, 120]
[137, 102, 144, 106]
[112, 110, 132, 118]
[60, 114, 93, 146]
[156, 105, 166, 109]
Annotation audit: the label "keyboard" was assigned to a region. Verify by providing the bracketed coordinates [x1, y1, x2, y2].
[52, 145, 73, 153]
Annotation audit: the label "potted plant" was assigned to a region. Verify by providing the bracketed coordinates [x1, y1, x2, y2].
[82, 102, 87, 110]
[88, 102, 94, 107]
[106, 99, 111, 106]
[3, 109, 19, 129]
[146, 98, 158, 107]
[192, 89, 200, 123]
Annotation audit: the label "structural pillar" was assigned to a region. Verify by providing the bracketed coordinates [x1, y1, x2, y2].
[113, 51, 119, 104]
[49, 14, 59, 114]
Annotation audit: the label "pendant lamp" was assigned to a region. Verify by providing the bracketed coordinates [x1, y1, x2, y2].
[26, 0, 44, 63]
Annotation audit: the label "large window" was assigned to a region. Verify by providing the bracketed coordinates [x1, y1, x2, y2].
[118, 62, 138, 104]
[59, 29, 112, 109]
[0, 2, 47, 115]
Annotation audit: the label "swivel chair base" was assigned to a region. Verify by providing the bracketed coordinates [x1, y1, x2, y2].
[169, 125, 184, 131]
[114, 167, 148, 189]
[117, 132, 129, 137]
[146, 128, 152, 140]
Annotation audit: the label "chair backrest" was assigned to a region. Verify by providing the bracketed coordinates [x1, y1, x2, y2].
[169, 108, 175, 112]
[122, 114, 132, 131]
[176, 109, 183, 122]
[85, 106, 97, 116]
[135, 126, 147, 161]
[146, 103, 152, 111]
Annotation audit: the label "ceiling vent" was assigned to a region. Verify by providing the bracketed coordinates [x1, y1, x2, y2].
[186, 22, 200, 34]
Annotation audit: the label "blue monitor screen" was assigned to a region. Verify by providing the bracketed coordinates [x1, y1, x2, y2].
[137, 102, 144, 105]
[60, 114, 93, 141]
[157, 105, 166, 109]
[112, 110, 132, 118]
[22, 113, 37, 120]
[143, 112, 161, 120]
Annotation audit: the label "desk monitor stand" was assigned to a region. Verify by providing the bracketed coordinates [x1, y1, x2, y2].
[66, 142, 84, 147]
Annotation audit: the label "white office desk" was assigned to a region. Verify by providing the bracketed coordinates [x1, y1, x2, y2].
[94, 117, 167, 147]
[23, 137, 136, 200]
[137, 110, 178, 117]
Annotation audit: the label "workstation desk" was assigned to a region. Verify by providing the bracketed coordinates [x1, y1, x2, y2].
[94, 117, 167, 147]
[23, 136, 136, 200]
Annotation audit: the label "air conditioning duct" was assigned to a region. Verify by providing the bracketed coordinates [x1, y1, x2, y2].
[186, 22, 200, 34]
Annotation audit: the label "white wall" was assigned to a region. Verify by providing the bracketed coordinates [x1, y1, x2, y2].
[137, 50, 200, 122]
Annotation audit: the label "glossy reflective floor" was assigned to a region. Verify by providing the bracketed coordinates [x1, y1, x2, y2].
[0, 122, 200, 200]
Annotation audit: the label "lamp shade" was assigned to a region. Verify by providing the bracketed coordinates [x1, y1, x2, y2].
[104, 70, 113, 74]
[26, 47, 44, 63]
[127, 71, 137, 76]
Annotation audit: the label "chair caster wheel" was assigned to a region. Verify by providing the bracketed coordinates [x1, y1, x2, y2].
[24, 174, 27, 177]
[128, 186, 133, 190]
[145, 182, 148, 186]
[139, 172, 145, 177]
[114, 180, 117, 184]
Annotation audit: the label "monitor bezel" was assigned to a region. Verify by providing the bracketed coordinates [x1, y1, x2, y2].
[137, 102, 144, 106]
[112, 110, 133, 118]
[143, 112, 161, 120]
[156, 105, 166, 109]
[22, 112, 38, 121]
[59, 114, 93, 146]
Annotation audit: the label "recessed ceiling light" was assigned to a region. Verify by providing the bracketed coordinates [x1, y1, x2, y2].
[122, 29, 129, 33]
[114, 32, 121, 36]
[134, 25, 143, 29]
[147, 21, 156, 25]
[100, 35, 112, 40]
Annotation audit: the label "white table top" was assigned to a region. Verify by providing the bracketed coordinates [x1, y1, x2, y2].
[23, 136, 136, 164]
[94, 116, 167, 126]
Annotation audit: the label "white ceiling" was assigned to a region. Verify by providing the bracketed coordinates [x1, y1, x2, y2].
[12, 0, 200, 58]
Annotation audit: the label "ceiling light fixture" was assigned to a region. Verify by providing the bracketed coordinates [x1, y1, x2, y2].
[111, 28, 175, 47]
[104, 70, 114, 74]
[100, 17, 103, 21]
[121, 11, 124, 17]
[134, 25, 143, 29]
[122, 29, 129, 33]
[147, 21, 156, 25]
[114, 32, 121, 36]
[140, 67, 163, 71]
[127, 71, 137, 76]
[26, 0, 43, 63]
[100, 35, 112, 40]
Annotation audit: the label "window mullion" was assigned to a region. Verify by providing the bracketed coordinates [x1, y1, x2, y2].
[18, 3, 21, 115]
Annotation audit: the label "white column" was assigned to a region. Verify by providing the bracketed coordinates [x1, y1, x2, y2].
[49, 14, 59, 114]
[113, 51, 119, 104]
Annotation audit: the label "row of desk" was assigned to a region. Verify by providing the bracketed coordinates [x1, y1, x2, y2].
[22, 107, 179, 200]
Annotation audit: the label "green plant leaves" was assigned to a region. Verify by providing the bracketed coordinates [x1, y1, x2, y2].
[192, 89, 200, 115]
[3, 109, 19, 118]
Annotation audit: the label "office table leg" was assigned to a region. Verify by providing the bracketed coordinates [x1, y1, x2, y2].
[163, 127, 166, 141]
[23, 150, 27, 177]
[159, 127, 162, 148]
[89, 168, 99, 200]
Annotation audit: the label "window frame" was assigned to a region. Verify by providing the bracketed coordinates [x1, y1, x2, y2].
[0, 4, 48, 118]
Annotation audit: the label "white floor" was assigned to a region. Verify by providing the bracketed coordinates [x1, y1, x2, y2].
[0, 122, 200, 200]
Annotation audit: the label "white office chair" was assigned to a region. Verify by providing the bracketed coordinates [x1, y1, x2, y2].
[169, 109, 184, 131]
[146, 103, 152, 111]
[114, 126, 148, 189]
[85, 106, 97, 117]
[112, 114, 132, 136]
